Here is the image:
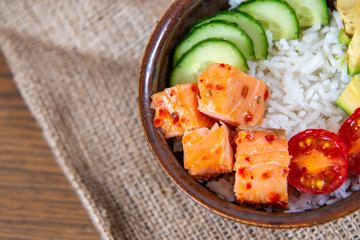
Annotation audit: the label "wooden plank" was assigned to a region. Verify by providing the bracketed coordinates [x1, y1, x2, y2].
[0, 52, 100, 239]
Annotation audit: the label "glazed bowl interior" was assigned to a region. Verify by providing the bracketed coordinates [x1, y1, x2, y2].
[138, 0, 360, 228]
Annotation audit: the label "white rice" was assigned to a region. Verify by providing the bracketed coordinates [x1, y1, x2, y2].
[206, 175, 236, 202]
[205, 10, 359, 212]
[251, 13, 350, 139]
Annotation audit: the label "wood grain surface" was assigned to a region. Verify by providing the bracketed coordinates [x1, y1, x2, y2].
[0, 52, 100, 239]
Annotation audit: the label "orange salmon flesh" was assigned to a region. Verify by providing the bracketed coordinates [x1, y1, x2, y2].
[182, 122, 233, 180]
[233, 128, 291, 209]
[151, 83, 215, 138]
[197, 63, 269, 127]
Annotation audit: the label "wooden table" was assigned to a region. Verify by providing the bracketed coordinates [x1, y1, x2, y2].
[0, 52, 100, 239]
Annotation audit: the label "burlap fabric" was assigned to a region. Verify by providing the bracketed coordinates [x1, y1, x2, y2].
[0, 0, 359, 239]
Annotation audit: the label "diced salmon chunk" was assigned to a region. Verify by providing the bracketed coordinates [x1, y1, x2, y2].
[183, 122, 233, 180]
[197, 63, 269, 127]
[233, 128, 291, 208]
[151, 83, 215, 138]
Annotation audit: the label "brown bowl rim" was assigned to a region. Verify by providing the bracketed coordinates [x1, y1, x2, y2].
[138, 0, 360, 228]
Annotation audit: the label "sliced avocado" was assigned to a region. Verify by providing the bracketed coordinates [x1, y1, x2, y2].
[337, 0, 360, 36]
[347, 24, 360, 75]
[337, 75, 360, 115]
[338, 29, 351, 45]
[348, 62, 360, 76]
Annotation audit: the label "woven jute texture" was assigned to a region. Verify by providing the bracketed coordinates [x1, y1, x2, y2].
[1, 0, 360, 239]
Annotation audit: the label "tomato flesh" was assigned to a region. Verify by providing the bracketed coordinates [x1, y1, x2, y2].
[288, 129, 348, 194]
[338, 107, 360, 174]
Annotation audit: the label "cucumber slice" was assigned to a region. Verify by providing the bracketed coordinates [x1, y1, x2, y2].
[170, 39, 249, 86]
[236, 0, 299, 41]
[283, 0, 329, 27]
[337, 75, 360, 115]
[190, 11, 268, 59]
[173, 20, 255, 66]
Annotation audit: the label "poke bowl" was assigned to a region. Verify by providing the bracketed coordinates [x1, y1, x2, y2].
[138, 0, 360, 227]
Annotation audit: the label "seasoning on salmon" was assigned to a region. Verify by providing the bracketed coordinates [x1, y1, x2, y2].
[151, 83, 215, 138]
[197, 63, 269, 127]
[233, 127, 291, 208]
[182, 122, 233, 180]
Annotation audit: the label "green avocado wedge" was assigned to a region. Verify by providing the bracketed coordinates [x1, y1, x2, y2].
[337, 76, 360, 115]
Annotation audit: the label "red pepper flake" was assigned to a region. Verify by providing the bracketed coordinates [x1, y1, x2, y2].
[199, 79, 204, 83]
[159, 108, 167, 117]
[227, 66, 232, 71]
[251, 175, 254, 180]
[244, 111, 253, 122]
[241, 85, 249, 98]
[264, 89, 269, 101]
[190, 84, 197, 92]
[153, 118, 162, 127]
[206, 83, 213, 89]
[245, 157, 251, 162]
[268, 192, 280, 203]
[246, 182, 252, 189]
[262, 172, 269, 180]
[215, 85, 225, 90]
[245, 133, 254, 141]
[170, 90, 176, 97]
[220, 63, 225, 68]
[238, 167, 245, 176]
[265, 134, 276, 144]
[153, 98, 163, 106]
[281, 168, 288, 177]
[172, 118, 179, 125]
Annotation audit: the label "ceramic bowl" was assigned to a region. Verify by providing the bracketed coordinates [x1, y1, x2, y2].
[138, 0, 360, 227]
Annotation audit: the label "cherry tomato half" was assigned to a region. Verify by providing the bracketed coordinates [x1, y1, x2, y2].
[288, 129, 348, 194]
[338, 107, 360, 174]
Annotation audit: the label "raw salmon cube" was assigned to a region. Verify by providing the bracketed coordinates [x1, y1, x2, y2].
[197, 63, 269, 127]
[233, 128, 291, 208]
[151, 83, 215, 138]
[183, 122, 233, 180]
